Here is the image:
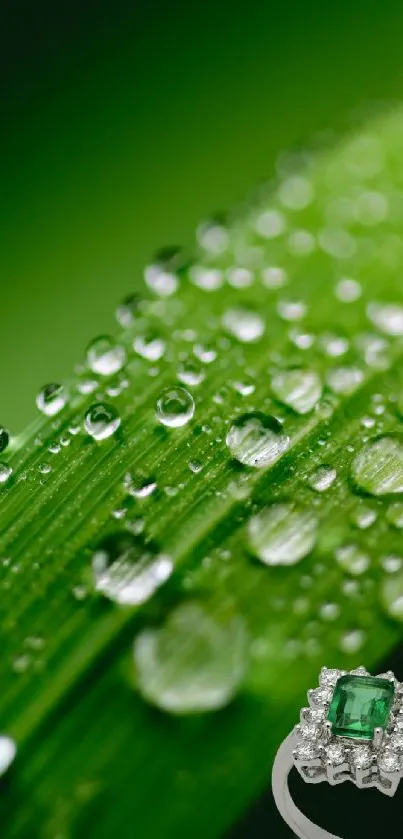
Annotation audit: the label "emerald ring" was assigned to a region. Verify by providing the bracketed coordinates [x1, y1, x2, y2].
[272, 666, 403, 838]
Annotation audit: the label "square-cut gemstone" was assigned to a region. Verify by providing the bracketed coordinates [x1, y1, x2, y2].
[327, 675, 395, 740]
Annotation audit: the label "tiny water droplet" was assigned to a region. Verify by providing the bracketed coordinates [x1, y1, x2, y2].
[367, 302, 403, 336]
[381, 572, 403, 622]
[84, 402, 121, 441]
[272, 368, 322, 415]
[115, 293, 142, 328]
[133, 601, 248, 714]
[145, 246, 188, 296]
[320, 603, 340, 621]
[222, 307, 265, 343]
[326, 366, 364, 395]
[381, 555, 403, 574]
[261, 266, 287, 289]
[0, 736, 16, 777]
[39, 463, 52, 475]
[227, 266, 253, 288]
[335, 277, 362, 303]
[352, 436, 403, 496]
[123, 472, 157, 499]
[177, 358, 205, 387]
[308, 465, 336, 492]
[247, 503, 318, 566]
[319, 332, 349, 358]
[197, 218, 230, 254]
[193, 342, 217, 364]
[351, 505, 377, 529]
[190, 265, 223, 291]
[253, 209, 285, 239]
[277, 299, 307, 322]
[278, 176, 314, 210]
[339, 629, 365, 654]
[387, 503, 403, 529]
[156, 387, 194, 428]
[134, 332, 166, 361]
[0, 463, 12, 484]
[189, 459, 203, 474]
[86, 336, 126, 376]
[335, 544, 370, 576]
[36, 383, 67, 416]
[0, 427, 9, 454]
[226, 412, 289, 468]
[92, 532, 172, 606]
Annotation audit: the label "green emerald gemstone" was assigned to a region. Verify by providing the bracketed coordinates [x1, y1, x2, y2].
[327, 675, 395, 740]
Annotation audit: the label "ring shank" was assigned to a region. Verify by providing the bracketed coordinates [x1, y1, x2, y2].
[272, 733, 341, 839]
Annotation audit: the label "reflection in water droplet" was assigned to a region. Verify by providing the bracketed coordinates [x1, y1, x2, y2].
[222, 307, 265, 343]
[272, 368, 322, 415]
[247, 503, 318, 566]
[0, 463, 12, 484]
[387, 503, 403, 529]
[226, 412, 289, 468]
[352, 436, 403, 496]
[156, 387, 195, 428]
[92, 532, 172, 606]
[308, 465, 337, 493]
[84, 402, 121, 441]
[367, 302, 403, 336]
[0, 736, 16, 777]
[36, 383, 67, 416]
[86, 336, 126, 376]
[326, 367, 364, 395]
[335, 544, 370, 576]
[177, 359, 205, 387]
[133, 601, 248, 713]
[0, 427, 9, 454]
[134, 332, 166, 362]
[381, 572, 403, 622]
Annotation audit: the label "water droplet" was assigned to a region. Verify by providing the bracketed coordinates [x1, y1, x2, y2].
[36, 383, 67, 416]
[345, 135, 384, 179]
[39, 463, 52, 475]
[354, 191, 388, 226]
[277, 299, 307, 322]
[188, 459, 203, 474]
[253, 209, 285, 239]
[92, 532, 173, 606]
[156, 387, 195, 428]
[84, 402, 121, 441]
[319, 332, 349, 358]
[351, 505, 377, 529]
[115, 293, 142, 328]
[193, 342, 217, 364]
[261, 266, 287, 289]
[278, 176, 314, 210]
[381, 572, 403, 622]
[308, 465, 337, 492]
[352, 436, 403, 496]
[335, 277, 362, 303]
[86, 336, 126, 376]
[197, 218, 230, 254]
[319, 603, 340, 621]
[271, 368, 322, 415]
[77, 378, 98, 395]
[190, 265, 223, 291]
[226, 412, 289, 468]
[367, 302, 403, 336]
[133, 601, 248, 714]
[177, 358, 205, 387]
[227, 266, 253, 288]
[0, 736, 16, 777]
[222, 307, 265, 343]
[339, 629, 365, 654]
[145, 247, 188, 296]
[381, 555, 403, 574]
[247, 503, 318, 566]
[0, 463, 12, 484]
[387, 503, 403, 529]
[134, 332, 166, 361]
[319, 228, 356, 259]
[326, 366, 364, 395]
[0, 427, 9, 454]
[123, 472, 157, 499]
[287, 229, 315, 256]
[335, 544, 370, 576]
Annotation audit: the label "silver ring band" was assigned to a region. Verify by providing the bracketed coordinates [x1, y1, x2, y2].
[272, 733, 340, 839]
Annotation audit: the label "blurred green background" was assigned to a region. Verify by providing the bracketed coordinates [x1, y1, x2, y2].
[2, 0, 403, 431]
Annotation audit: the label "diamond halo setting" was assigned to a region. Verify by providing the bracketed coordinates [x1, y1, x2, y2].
[293, 665, 403, 796]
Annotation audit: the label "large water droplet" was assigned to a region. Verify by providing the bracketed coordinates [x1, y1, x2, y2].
[226, 412, 289, 468]
[271, 368, 322, 415]
[352, 436, 403, 496]
[36, 383, 67, 416]
[0, 736, 16, 777]
[247, 503, 318, 566]
[84, 402, 121, 441]
[367, 302, 403, 336]
[335, 544, 370, 576]
[0, 426, 9, 454]
[133, 601, 248, 713]
[86, 336, 126, 376]
[92, 532, 172, 606]
[222, 307, 265, 343]
[156, 387, 195, 428]
[0, 463, 12, 484]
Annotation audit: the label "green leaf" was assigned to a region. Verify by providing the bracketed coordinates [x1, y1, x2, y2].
[3, 109, 403, 838]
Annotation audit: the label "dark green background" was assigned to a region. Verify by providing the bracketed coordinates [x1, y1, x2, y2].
[2, 0, 403, 431]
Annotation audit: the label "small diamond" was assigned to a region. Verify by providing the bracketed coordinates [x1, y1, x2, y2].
[392, 717, 403, 732]
[350, 666, 370, 676]
[320, 668, 342, 688]
[294, 742, 320, 762]
[309, 687, 333, 707]
[300, 723, 321, 741]
[325, 743, 346, 766]
[379, 751, 401, 773]
[351, 746, 373, 769]
[390, 733, 403, 752]
[376, 672, 396, 684]
[305, 707, 326, 724]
